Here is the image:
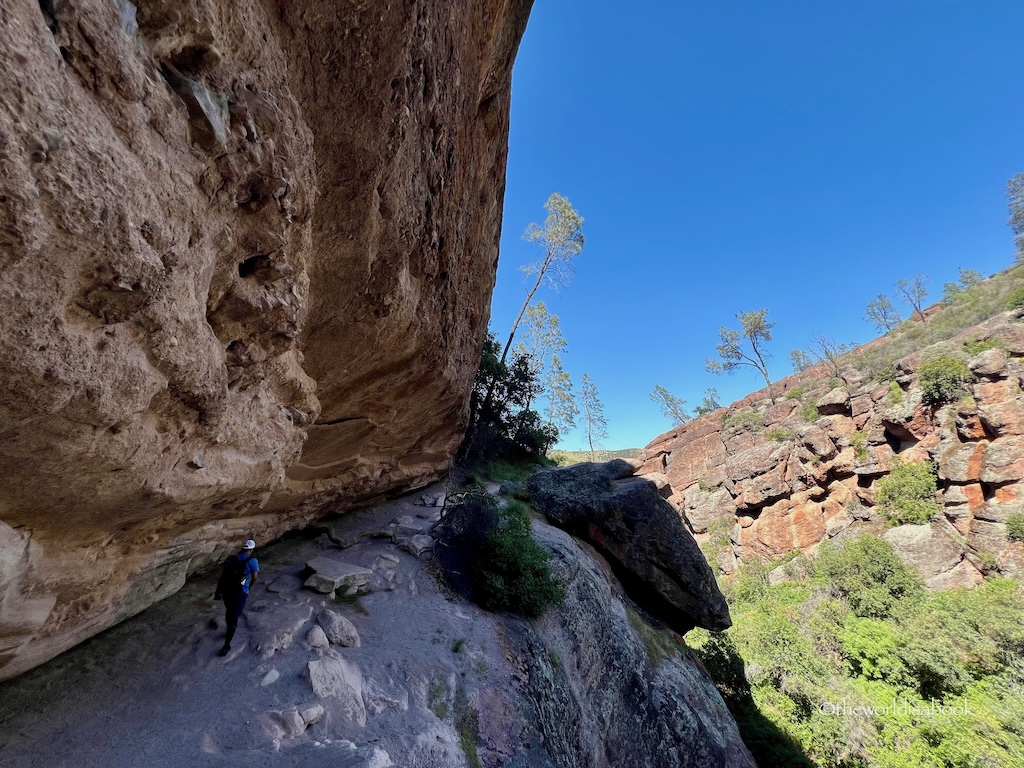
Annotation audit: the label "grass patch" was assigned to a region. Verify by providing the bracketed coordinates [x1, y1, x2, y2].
[454, 684, 481, 768]
[850, 430, 868, 462]
[451, 637, 466, 654]
[766, 427, 796, 442]
[799, 400, 820, 423]
[963, 337, 1001, 356]
[428, 680, 449, 720]
[724, 409, 766, 433]
[884, 380, 905, 406]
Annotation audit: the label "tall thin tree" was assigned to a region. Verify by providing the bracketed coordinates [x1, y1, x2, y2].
[500, 193, 584, 365]
[579, 374, 608, 462]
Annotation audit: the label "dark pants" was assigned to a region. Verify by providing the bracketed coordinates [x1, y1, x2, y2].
[222, 591, 248, 647]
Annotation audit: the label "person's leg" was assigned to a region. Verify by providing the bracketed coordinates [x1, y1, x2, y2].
[220, 592, 248, 654]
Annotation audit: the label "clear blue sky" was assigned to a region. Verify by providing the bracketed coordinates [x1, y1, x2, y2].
[487, 0, 1024, 451]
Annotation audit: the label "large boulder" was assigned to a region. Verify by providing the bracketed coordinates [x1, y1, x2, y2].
[525, 461, 731, 633]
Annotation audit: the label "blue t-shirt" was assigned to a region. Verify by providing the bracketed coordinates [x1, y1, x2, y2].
[240, 556, 259, 594]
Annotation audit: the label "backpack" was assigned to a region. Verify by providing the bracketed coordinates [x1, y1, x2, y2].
[217, 554, 251, 597]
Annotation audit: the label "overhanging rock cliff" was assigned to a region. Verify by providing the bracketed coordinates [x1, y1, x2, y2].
[0, 0, 531, 681]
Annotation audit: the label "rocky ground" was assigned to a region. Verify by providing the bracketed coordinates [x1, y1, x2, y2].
[0, 483, 753, 768]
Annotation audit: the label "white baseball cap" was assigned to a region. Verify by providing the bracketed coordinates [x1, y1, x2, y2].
[243, 539, 256, 550]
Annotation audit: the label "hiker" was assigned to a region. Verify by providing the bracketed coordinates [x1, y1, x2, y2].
[214, 539, 260, 656]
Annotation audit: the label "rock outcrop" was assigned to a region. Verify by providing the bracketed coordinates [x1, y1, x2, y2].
[636, 311, 1024, 586]
[524, 460, 732, 633]
[0, 0, 531, 681]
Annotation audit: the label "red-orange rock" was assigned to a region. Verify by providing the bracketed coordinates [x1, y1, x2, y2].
[665, 432, 727, 490]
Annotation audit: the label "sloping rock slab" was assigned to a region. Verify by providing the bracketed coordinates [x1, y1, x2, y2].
[304, 557, 373, 594]
[304, 657, 366, 727]
[248, 603, 313, 658]
[525, 460, 731, 633]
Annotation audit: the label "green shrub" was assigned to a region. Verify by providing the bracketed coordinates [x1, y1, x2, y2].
[435, 496, 563, 617]
[815, 535, 923, 619]
[963, 337, 1000, 356]
[785, 385, 807, 400]
[723, 409, 766, 433]
[884, 380, 904, 406]
[1006, 285, 1024, 309]
[875, 362, 901, 383]
[766, 427, 795, 442]
[1007, 512, 1024, 542]
[875, 458, 941, 524]
[917, 356, 973, 406]
[850, 430, 868, 462]
[799, 401, 820, 423]
[471, 501, 563, 616]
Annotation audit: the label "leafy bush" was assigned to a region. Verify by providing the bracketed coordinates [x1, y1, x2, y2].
[766, 427, 795, 442]
[723, 409, 766, 432]
[917, 356, 973, 406]
[799, 400, 820, 423]
[785, 385, 807, 400]
[435, 496, 563, 618]
[963, 337, 1000, 356]
[1006, 285, 1024, 309]
[815, 535, 923, 618]
[850, 430, 868, 461]
[1007, 512, 1024, 542]
[474, 501, 563, 616]
[875, 458, 941, 524]
[884, 380, 905, 406]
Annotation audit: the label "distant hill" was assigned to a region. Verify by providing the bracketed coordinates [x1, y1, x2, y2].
[550, 448, 640, 465]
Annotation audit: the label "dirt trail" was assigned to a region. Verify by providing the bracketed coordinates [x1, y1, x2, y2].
[0, 488, 517, 768]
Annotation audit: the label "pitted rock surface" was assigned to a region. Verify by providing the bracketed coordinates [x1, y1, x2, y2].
[0, 0, 533, 681]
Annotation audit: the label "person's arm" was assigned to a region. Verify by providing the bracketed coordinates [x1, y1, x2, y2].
[250, 559, 259, 587]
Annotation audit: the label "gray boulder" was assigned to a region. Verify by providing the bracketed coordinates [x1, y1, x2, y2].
[525, 460, 731, 633]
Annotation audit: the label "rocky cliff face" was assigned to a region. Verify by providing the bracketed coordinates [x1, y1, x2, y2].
[0, 0, 531, 681]
[636, 311, 1024, 587]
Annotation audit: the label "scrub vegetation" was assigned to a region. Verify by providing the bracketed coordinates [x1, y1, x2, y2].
[688, 535, 1024, 768]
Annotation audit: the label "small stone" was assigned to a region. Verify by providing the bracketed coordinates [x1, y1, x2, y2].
[317, 609, 360, 647]
[306, 625, 330, 649]
[393, 515, 432, 536]
[298, 703, 325, 725]
[266, 574, 304, 594]
[271, 709, 306, 738]
[189, 454, 205, 469]
[260, 669, 280, 687]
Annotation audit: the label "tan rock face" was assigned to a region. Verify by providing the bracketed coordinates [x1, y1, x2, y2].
[0, 0, 531, 681]
[637, 312, 1024, 582]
